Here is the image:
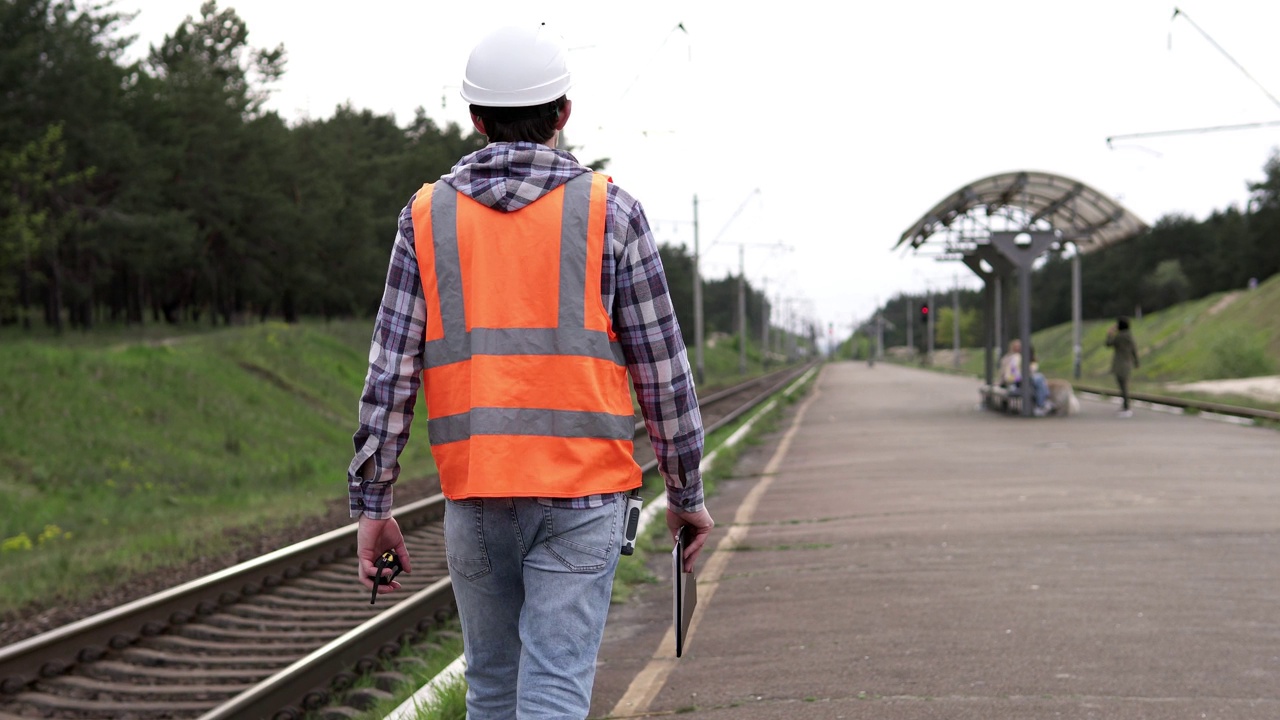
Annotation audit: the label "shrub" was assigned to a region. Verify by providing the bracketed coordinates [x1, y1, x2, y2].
[1207, 330, 1276, 379]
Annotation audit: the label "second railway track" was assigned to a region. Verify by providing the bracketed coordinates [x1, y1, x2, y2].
[0, 364, 815, 720]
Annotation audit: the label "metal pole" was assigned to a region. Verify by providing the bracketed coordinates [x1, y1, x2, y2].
[774, 293, 782, 357]
[926, 290, 935, 361]
[1018, 266, 1033, 417]
[876, 313, 884, 359]
[906, 301, 913, 358]
[760, 279, 769, 367]
[983, 279, 995, 386]
[787, 302, 796, 361]
[952, 275, 961, 368]
[994, 275, 1005, 356]
[692, 195, 704, 384]
[1072, 249, 1083, 379]
[737, 244, 746, 374]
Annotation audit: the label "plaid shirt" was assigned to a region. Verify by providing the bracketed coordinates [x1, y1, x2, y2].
[349, 142, 704, 518]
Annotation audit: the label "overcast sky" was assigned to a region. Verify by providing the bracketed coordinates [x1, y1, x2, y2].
[114, 0, 1280, 333]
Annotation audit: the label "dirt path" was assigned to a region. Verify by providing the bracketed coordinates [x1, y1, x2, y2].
[1165, 375, 1280, 403]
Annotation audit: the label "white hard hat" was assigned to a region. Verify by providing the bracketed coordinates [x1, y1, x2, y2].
[460, 24, 572, 108]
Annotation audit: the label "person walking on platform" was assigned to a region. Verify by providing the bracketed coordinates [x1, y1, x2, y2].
[346, 22, 714, 719]
[1106, 316, 1140, 417]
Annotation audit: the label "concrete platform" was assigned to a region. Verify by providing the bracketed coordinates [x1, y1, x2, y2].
[590, 361, 1280, 719]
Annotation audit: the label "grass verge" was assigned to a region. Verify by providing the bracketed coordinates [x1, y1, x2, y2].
[0, 319, 437, 616]
[302, 620, 466, 720]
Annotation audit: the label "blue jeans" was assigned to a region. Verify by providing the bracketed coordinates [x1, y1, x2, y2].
[444, 496, 623, 720]
[1032, 372, 1049, 409]
[1010, 375, 1050, 409]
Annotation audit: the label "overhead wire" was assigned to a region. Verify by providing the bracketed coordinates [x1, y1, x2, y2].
[573, 22, 689, 157]
[615, 22, 688, 106]
[1169, 7, 1280, 111]
[1107, 7, 1280, 147]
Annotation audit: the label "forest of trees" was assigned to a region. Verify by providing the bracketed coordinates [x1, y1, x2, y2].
[3, 0, 1274, 349]
[0, 0, 779, 344]
[1, 0, 484, 330]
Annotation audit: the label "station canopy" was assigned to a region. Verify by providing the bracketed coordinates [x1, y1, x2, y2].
[896, 171, 1148, 256]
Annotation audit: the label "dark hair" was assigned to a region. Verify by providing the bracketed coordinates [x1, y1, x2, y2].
[470, 96, 566, 144]
[1117, 316, 1130, 331]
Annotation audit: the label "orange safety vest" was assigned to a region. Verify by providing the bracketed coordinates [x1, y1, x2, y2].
[411, 172, 642, 499]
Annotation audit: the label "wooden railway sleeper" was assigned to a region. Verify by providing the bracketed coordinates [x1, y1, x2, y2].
[7, 690, 214, 716]
[37, 674, 246, 699]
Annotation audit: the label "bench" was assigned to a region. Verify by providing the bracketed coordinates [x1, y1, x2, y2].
[979, 384, 1024, 415]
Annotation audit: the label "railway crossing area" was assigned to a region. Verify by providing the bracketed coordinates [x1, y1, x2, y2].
[589, 361, 1280, 719]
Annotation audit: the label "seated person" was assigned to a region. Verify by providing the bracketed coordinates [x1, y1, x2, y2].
[998, 340, 1053, 415]
[998, 339, 1022, 388]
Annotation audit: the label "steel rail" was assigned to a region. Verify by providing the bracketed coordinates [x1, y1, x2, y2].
[700, 364, 815, 436]
[1073, 384, 1280, 423]
[0, 496, 440, 692]
[195, 577, 456, 720]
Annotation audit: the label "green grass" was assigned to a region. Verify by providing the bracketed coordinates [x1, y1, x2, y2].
[697, 333, 794, 392]
[405, 676, 467, 720]
[0, 319, 437, 615]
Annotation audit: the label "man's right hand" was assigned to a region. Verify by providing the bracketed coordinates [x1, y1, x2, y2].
[667, 507, 714, 573]
[357, 515, 413, 595]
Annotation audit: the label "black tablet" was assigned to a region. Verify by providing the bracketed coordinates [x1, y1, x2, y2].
[673, 525, 698, 657]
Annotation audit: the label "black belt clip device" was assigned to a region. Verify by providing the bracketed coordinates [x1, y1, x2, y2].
[621, 490, 643, 556]
[369, 550, 403, 605]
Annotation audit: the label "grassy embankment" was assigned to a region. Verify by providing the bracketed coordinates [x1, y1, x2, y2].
[0, 320, 779, 619]
[0, 320, 432, 616]
[924, 274, 1280, 412]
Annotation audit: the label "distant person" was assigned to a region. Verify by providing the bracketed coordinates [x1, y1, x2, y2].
[1028, 348, 1053, 416]
[346, 23, 713, 719]
[998, 339, 1021, 388]
[1105, 316, 1140, 418]
[997, 339, 1052, 415]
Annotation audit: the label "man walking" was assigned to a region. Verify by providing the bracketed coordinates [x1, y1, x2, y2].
[347, 23, 713, 719]
[1105, 316, 1140, 417]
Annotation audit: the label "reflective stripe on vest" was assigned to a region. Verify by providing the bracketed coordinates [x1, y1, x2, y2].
[411, 172, 641, 499]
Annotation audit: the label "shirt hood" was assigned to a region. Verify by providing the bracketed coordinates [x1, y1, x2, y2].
[440, 142, 589, 213]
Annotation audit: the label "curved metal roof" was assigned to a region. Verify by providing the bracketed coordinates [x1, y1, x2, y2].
[896, 170, 1148, 255]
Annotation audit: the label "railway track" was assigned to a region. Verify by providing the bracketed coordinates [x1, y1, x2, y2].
[1072, 383, 1280, 423]
[0, 364, 813, 720]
